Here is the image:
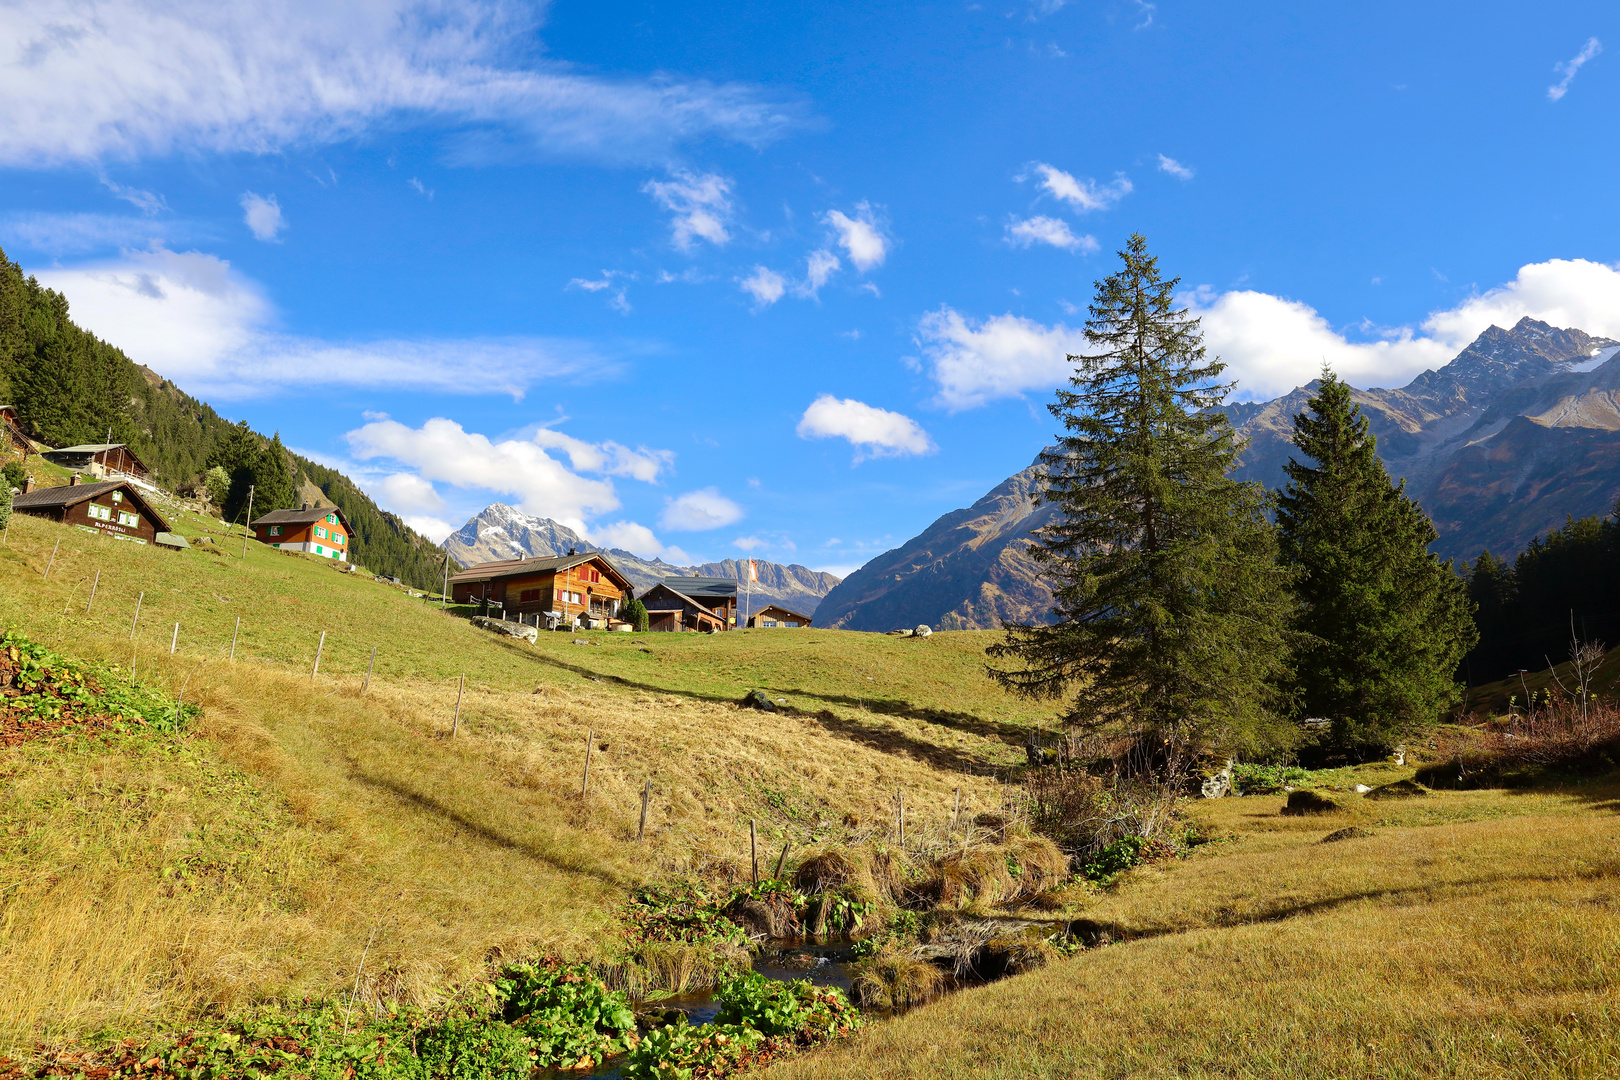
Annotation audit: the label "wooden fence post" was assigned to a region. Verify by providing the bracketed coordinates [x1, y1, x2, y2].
[86, 569, 100, 614]
[230, 617, 240, 660]
[362, 646, 376, 695]
[451, 675, 465, 736]
[774, 842, 790, 881]
[952, 787, 962, 832]
[637, 779, 651, 842]
[43, 539, 60, 579]
[580, 729, 595, 795]
[750, 819, 759, 884]
[897, 790, 906, 850]
[311, 630, 326, 682]
[170, 622, 179, 655]
[130, 592, 144, 641]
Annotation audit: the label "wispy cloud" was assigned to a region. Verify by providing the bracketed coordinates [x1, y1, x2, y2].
[1549, 37, 1602, 101]
[408, 177, 434, 198]
[1, 212, 180, 256]
[568, 271, 632, 314]
[794, 249, 840, 298]
[643, 170, 733, 250]
[1157, 153, 1194, 180]
[0, 0, 804, 167]
[1006, 215, 1096, 252]
[739, 266, 786, 308]
[100, 178, 168, 214]
[239, 192, 285, 241]
[1132, 0, 1156, 29]
[823, 203, 888, 271]
[1020, 163, 1131, 211]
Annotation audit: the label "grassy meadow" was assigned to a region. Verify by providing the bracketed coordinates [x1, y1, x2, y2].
[0, 500, 1050, 1054]
[3, 497, 1619, 1078]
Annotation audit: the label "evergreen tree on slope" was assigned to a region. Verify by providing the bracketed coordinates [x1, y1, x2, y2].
[988, 234, 1295, 768]
[1277, 372, 1476, 755]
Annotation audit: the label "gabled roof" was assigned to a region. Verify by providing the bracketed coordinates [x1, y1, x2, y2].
[753, 604, 812, 622]
[641, 583, 727, 623]
[656, 575, 739, 599]
[12, 480, 170, 532]
[449, 551, 632, 591]
[251, 505, 351, 531]
[41, 443, 151, 472]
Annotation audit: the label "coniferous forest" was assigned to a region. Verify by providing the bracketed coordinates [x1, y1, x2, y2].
[0, 245, 452, 591]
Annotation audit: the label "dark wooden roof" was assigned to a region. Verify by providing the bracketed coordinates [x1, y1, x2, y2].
[13, 480, 170, 531]
[656, 575, 739, 600]
[251, 505, 351, 531]
[641, 583, 727, 624]
[41, 443, 151, 472]
[449, 551, 632, 591]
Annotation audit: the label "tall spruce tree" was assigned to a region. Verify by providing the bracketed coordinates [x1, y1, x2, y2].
[1277, 372, 1476, 755]
[988, 235, 1295, 767]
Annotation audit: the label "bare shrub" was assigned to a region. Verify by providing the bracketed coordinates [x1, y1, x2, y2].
[1018, 769, 1179, 861]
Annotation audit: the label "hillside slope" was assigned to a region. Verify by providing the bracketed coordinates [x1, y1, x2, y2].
[444, 503, 839, 617]
[813, 454, 1057, 632]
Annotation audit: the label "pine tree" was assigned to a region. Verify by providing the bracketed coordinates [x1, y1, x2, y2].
[1277, 372, 1476, 755]
[988, 234, 1295, 768]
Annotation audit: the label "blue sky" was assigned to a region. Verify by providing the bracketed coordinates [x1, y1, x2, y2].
[5, 1, 1620, 575]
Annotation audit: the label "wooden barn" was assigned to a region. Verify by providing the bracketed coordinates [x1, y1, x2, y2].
[746, 604, 812, 628]
[639, 582, 730, 632]
[41, 443, 152, 482]
[11, 476, 169, 545]
[450, 551, 632, 625]
[251, 505, 352, 562]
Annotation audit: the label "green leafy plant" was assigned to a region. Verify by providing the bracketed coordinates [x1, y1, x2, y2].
[2, 630, 199, 733]
[492, 960, 636, 1067]
[621, 1018, 762, 1080]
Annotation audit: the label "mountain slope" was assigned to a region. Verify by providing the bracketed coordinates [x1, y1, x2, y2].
[812, 455, 1058, 632]
[443, 504, 841, 618]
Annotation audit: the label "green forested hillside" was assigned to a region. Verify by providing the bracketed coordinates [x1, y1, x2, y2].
[0, 245, 452, 590]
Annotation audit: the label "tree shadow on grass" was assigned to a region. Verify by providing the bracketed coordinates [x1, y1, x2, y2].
[805, 708, 1009, 777]
[763, 688, 1033, 746]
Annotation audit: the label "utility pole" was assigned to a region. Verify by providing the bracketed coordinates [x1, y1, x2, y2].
[240, 485, 255, 559]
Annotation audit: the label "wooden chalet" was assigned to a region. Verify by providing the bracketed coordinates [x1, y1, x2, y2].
[450, 551, 632, 624]
[640, 581, 732, 633]
[11, 475, 170, 546]
[41, 443, 152, 482]
[250, 505, 352, 562]
[746, 604, 812, 628]
[652, 577, 739, 629]
[0, 406, 30, 463]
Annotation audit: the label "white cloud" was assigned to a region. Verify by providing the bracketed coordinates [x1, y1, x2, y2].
[346, 417, 624, 531]
[643, 170, 733, 250]
[587, 520, 675, 559]
[916, 307, 1086, 411]
[1549, 37, 1602, 101]
[733, 535, 764, 551]
[795, 249, 841, 298]
[796, 394, 936, 460]
[568, 271, 631, 313]
[101, 178, 167, 214]
[824, 204, 888, 271]
[1157, 154, 1194, 180]
[660, 487, 744, 531]
[0, 0, 801, 167]
[1021, 163, 1131, 212]
[1006, 216, 1097, 252]
[36, 247, 610, 400]
[740, 266, 786, 307]
[408, 177, 434, 198]
[529, 428, 674, 483]
[1, 212, 177, 255]
[239, 192, 285, 241]
[1133, 0, 1156, 29]
[917, 257, 1620, 408]
[404, 516, 456, 544]
[377, 472, 444, 514]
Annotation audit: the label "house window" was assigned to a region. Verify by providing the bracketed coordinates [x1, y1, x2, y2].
[111, 490, 123, 503]
[314, 526, 328, 539]
[117, 511, 138, 527]
[88, 503, 112, 521]
[333, 533, 344, 546]
[327, 514, 337, 525]
[519, 588, 541, 604]
[269, 525, 283, 536]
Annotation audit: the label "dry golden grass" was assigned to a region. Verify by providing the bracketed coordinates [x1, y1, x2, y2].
[0, 507, 1042, 1053]
[767, 786, 1620, 1079]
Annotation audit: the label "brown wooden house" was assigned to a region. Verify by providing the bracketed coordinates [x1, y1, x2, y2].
[11, 476, 170, 546]
[450, 552, 632, 624]
[652, 577, 738, 628]
[746, 604, 812, 628]
[251, 505, 352, 562]
[639, 582, 730, 632]
[41, 443, 152, 482]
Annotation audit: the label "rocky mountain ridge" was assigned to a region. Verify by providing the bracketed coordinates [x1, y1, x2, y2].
[817, 317, 1620, 631]
[443, 503, 840, 619]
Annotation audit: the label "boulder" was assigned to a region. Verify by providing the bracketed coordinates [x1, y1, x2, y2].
[1352, 783, 1373, 794]
[914, 625, 933, 638]
[470, 616, 538, 643]
[741, 689, 777, 711]
[1201, 759, 1235, 799]
[1280, 789, 1342, 816]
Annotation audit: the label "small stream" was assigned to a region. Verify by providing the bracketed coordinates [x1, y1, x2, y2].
[540, 942, 859, 1080]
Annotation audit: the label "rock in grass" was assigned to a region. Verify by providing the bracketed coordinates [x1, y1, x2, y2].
[1280, 789, 1342, 816]
[1364, 779, 1432, 800]
[741, 689, 777, 711]
[470, 616, 538, 643]
[913, 625, 933, 638]
[1320, 826, 1375, 843]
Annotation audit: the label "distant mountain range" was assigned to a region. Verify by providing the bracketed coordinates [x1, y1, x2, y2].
[818, 317, 1620, 632]
[443, 503, 841, 619]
